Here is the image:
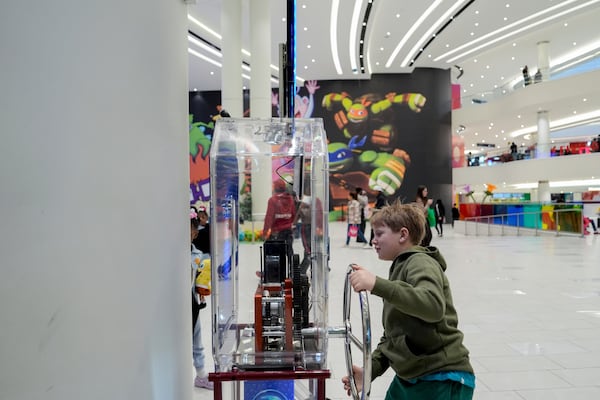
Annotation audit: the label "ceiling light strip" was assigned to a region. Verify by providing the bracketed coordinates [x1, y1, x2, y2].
[401, 0, 468, 67]
[358, 0, 375, 74]
[188, 35, 222, 58]
[510, 109, 600, 138]
[188, 48, 222, 68]
[385, 0, 444, 68]
[435, 0, 594, 62]
[330, 0, 343, 74]
[349, 0, 363, 73]
[446, 0, 600, 64]
[188, 14, 222, 40]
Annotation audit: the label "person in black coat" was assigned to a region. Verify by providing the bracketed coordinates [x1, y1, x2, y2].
[434, 199, 446, 237]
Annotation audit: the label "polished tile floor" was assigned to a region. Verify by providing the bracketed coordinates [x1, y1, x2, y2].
[194, 221, 600, 400]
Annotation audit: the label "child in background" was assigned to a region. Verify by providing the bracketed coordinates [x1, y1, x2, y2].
[343, 202, 474, 399]
[190, 210, 213, 390]
[346, 192, 369, 247]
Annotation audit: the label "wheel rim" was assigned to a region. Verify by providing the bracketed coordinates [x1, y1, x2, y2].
[343, 265, 372, 400]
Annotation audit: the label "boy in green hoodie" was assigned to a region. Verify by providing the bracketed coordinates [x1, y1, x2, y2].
[343, 202, 474, 399]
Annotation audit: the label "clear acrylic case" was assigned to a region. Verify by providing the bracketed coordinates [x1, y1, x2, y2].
[209, 118, 330, 374]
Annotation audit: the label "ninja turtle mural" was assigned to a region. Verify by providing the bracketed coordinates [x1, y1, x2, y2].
[314, 69, 452, 211]
[188, 69, 453, 213]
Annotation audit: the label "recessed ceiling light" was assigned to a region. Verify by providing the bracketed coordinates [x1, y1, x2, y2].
[307, 44, 311, 48]
[475, 132, 479, 136]
[474, 22, 479, 26]
[512, 43, 516, 46]
[470, 83, 474, 87]
[500, 76, 504, 80]
[505, 3, 510, 7]
[473, 59, 478, 63]
[428, 54, 432, 58]
[380, 47, 384, 51]
[193, 88, 197, 91]
[573, 110, 577, 114]
[210, 71, 214, 75]
[583, 98, 587, 102]
[486, 65, 490, 69]
[511, 56, 515, 60]
[517, 115, 521, 118]
[282, 17, 286, 22]
[311, 59, 315, 63]
[504, 17, 508, 21]
[396, 13, 400, 18]
[446, 44, 450, 48]
[564, 22, 568, 27]
[573, 42, 577, 46]
[302, 4, 307, 8]
[304, 65, 308, 69]
[480, 75, 484, 78]
[376, 61, 380, 65]
[303, 27, 308, 31]
[475, 10, 479, 14]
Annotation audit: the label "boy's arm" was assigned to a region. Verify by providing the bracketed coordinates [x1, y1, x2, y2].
[371, 256, 446, 322]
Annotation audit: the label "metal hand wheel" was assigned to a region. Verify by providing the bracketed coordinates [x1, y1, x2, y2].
[344, 264, 371, 400]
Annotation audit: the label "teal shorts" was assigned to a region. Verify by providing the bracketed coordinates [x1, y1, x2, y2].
[384, 376, 474, 400]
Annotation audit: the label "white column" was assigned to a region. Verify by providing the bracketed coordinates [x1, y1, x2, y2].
[538, 180, 551, 203]
[537, 40, 550, 82]
[250, 0, 273, 223]
[0, 2, 191, 400]
[221, 0, 244, 117]
[250, 0, 272, 118]
[536, 110, 551, 159]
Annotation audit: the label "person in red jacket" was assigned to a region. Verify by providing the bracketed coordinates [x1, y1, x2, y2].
[263, 179, 297, 245]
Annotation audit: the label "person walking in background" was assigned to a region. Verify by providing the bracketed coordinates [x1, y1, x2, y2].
[346, 192, 369, 247]
[434, 199, 446, 237]
[369, 186, 386, 246]
[451, 203, 460, 228]
[342, 203, 475, 399]
[415, 185, 433, 246]
[356, 187, 369, 243]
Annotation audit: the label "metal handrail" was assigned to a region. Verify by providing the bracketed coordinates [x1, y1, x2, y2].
[463, 208, 584, 237]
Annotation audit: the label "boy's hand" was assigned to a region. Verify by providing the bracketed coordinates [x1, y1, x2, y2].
[342, 365, 363, 396]
[349, 264, 376, 292]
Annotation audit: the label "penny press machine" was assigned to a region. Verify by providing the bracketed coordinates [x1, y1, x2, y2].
[208, 118, 372, 400]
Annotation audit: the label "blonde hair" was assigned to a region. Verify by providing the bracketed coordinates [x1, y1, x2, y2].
[370, 201, 425, 245]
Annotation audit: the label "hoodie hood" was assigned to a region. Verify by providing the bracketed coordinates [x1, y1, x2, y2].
[399, 245, 447, 271]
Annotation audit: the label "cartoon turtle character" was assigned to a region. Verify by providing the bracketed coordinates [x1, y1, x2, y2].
[322, 91, 426, 149]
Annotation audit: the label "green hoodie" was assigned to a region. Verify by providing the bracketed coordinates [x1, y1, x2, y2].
[370, 246, 473, 381]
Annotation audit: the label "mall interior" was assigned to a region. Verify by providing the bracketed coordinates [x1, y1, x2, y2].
[2, 1, 600, 400]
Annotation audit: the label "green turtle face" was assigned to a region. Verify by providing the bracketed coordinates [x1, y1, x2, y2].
[328, 142, 353, 171]
[347, 103, 368, 123]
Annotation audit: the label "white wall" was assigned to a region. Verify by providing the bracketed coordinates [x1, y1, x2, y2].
[0, 2, 191, 399]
